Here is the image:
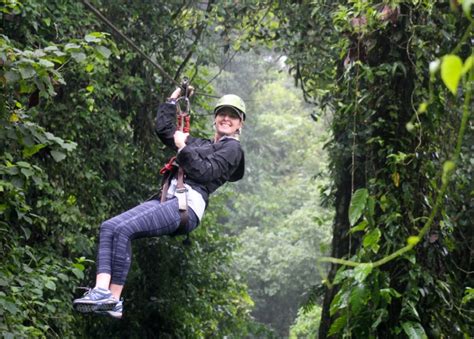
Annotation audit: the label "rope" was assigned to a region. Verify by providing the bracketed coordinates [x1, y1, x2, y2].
[81, 0, 220, 98]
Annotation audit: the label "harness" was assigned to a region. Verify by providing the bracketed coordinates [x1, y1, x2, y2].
[159, 79, 193, 235]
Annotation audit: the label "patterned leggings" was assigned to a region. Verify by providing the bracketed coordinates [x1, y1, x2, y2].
[96, 197, 198, 285]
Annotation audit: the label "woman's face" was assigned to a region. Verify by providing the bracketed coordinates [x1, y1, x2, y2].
[214, 107, 243, 137]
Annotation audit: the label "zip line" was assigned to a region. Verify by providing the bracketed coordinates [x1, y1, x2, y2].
[81, 0, 219, 98]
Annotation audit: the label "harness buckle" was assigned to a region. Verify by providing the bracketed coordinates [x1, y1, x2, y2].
[175, 187, 188, 211]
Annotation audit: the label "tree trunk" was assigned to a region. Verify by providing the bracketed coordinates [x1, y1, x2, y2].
[319, 160, 354, 338]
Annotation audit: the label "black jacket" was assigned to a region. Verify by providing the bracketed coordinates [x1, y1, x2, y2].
[155, 103, 245, 204]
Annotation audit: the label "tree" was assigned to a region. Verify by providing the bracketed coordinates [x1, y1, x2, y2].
[267, 1, 473, 337]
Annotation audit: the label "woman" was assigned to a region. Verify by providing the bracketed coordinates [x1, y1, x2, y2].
[72, 88, 246, 319]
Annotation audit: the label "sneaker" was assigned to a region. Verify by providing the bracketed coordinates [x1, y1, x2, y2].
[73, 287, 118, 313]
[96, 299, 123, 319]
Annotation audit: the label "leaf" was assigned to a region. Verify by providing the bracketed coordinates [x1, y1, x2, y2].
[43, 18, 51, 27]
[328, 314, 347, 336]
[85, 34, 101, 43]
[462, 56, 473, 75]
[46, 304, 56, 312]
[462, 0, 473, 17]
[330, 288, 349, 315]
[71, 268, 84, 280]
[391, 172, 400, 187]
[20, 168, 34, 178]
[96, 45, 111, 59]
[22, 144, 47, 158]
[9, 113, 19, 123]
[350, 219, 368, 233]
[50, 150, 66, 162]
[64, 43, 80, 51]
[71, 52, 86, 63]
[19, 65, 36, 79]
[429, 59, 440, 74]
[363, 228, 381, 252]
[44, 45, 59, 52]
[85, 63, 94, 72]
[380, 288, 402, 303]
[16, 161, 31, 168]
[21, 226, 31, 240]
[32, 175, 43, 185]
[461, 287, 474, 304]
[441, 55, 463, 95]
[366, 196, 375, 220]
[372, 309, 388, 330]
[38, 59, 55, 68]
[4, 71, 20, 83]
[1, 300, 20, 315]
[401, 321, 428, 339]
[57, 273, 69, 282]
[333, 267, 354, 285]
[348, 188, 369, 226]
[353, 263, 373, 283]
[60, 141, 77, 152]
[0, 204, 7, 214]
[72, 263, 85, 271]
[45, 280, 56, 291]
[350, 284, 369, 312]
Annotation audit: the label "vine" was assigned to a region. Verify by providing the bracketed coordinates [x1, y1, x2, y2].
[319, 22, 473, 270]
[294, 1, 474, 337]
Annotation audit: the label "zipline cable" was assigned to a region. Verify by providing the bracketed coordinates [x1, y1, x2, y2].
[81, 0, 220, 98]
[81, 0, 177, 86]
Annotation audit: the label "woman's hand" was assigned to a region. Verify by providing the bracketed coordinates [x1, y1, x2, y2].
[174, 130, 189, 149]
[169, 86, 194, 100]
[169, 87, 182, 100]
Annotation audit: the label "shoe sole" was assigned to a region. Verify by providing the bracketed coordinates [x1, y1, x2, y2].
[73, 302, 117, 313]
[96, 310, 122, 319]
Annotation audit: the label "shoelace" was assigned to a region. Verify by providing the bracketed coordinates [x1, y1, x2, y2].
[76, 287, 103, 299]
[76, 286, 92, 296]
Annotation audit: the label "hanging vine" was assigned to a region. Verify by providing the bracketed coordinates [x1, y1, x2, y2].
[266, 1, 473, 337]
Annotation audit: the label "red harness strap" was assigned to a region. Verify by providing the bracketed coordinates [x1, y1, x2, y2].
[159, 156, 176, 175]
[177, 113, 190, 133]
[159, 82, 192, 233]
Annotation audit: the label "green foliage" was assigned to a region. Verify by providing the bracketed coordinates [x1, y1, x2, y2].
[212, 51, 333, 336]
[441, 54, 464, 95]
[289, 305, 322, 339]
[1, 2, 118, 334]
[266, 0, 473, 337]
[348, 188, 368, 226]
[1, 0, 265, 337]
[2, 0, 472, 337]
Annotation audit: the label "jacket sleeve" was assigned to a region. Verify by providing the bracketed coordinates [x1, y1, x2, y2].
[155, 102, 178, 151]
[176, 139, 243, 183]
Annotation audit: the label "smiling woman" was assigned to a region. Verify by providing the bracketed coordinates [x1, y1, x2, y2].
[214, 108, 243, 138]
[72, 88, 246, 319]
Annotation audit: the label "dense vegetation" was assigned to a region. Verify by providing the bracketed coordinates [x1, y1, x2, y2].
[1, 1, 258, 337]
[1, 0, 472, 338]
[267, 2, 473, 337]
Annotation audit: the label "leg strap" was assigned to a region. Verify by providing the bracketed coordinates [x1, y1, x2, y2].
[160, 167, 189, 234]
[175, 166, 189, 232]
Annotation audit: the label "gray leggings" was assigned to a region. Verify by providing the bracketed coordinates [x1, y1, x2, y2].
[96, 197, 198, 285]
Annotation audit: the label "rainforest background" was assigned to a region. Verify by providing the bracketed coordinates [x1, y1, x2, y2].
[1, 0, 472, 338]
